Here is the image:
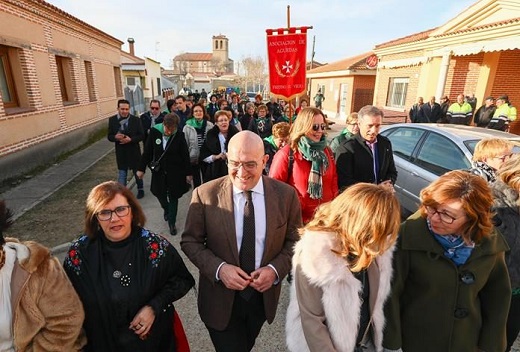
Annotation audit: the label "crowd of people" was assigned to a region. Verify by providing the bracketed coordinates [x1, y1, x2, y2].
[409, 93, 517, 130]
[1, 91, 519, 352]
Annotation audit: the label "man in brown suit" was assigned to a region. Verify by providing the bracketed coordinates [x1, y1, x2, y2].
[181, 131, 302, 352]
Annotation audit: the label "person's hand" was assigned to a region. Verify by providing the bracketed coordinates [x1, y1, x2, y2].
[115, 133, 125, 141]
[220, 152, 227, 160]
[249, 266, 276, 292]
[136, 171, 145, 179]
[186, 175, 193, 184]
[119, 135, 131, 144]
[380, 180, 395, 193]
[218, 264, 252, 291]
[129, 305, 155, 340]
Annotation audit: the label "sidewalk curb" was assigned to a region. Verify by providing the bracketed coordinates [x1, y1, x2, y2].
[11, 148, 113, 223]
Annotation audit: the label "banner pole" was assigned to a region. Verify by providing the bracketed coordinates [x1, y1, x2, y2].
[287, 5, 290, 29]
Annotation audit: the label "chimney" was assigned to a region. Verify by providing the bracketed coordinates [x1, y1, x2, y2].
[127, 38, 135, 56]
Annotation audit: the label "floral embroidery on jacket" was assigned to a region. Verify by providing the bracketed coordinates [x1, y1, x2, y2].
[64, 235, 87, 275]
[140, 229, 169, 267]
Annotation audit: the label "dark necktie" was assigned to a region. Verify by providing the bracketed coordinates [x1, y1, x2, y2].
[239, 190, 255, 300]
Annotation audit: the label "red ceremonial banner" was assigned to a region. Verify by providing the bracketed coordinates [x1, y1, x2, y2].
[266, 29, 307, 100]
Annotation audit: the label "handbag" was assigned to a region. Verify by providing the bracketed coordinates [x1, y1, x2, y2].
[148, 136, 173, 173]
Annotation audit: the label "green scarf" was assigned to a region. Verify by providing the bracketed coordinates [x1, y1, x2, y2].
[298, 136, 329, 199]
[281, 115, 296, 123]
[153, 123, 176, 139]
[340, 128, 353, 137]
[264, 135, 277, 150]
[186, 118, 204, 129]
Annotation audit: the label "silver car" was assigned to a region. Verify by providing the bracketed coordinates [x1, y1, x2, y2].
[380, 123, 520, 215]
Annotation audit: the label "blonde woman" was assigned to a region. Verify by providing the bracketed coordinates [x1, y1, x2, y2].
[286, 183, 400, 351]
[329, 112, 359, 156]
[269, 107, 338, 223]
[470, 138, 514, 182]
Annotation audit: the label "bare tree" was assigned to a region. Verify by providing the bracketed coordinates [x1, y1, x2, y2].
[239, 56, 267, 92]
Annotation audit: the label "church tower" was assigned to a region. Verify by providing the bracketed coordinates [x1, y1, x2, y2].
[212, 34, 230, 72]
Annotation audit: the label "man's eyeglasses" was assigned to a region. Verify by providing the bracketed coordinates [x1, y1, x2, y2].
[150, 107, 160, 110]
[227, 160, 258, 171]
[424, 205, 462, 224]
[96, 205, 131, 221]
[312, 123, 327, 131]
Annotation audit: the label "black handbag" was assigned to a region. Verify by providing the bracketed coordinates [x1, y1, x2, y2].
[148, 136, 172, 173]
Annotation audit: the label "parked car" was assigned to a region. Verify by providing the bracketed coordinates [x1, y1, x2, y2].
[246, 92, 257, 102]
[380, 123, 520, 215]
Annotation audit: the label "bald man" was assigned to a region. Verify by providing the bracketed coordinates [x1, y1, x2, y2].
[182, 131, 302, 351]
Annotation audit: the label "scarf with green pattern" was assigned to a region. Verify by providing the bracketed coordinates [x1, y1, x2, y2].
[298, 135, 329, 199]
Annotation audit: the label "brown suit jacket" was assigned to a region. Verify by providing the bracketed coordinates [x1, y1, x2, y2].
[181, 175, 302, 330]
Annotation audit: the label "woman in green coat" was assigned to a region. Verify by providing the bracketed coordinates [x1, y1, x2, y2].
[383, 170, 511, 352]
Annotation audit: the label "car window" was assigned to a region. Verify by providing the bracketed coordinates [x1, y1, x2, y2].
[383, 127, 425, 160]
[416, 133, 471, 176]
[465, 139, 520, 154]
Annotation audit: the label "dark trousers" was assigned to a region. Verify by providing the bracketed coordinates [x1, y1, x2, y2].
[156, 191, 178, 227]
[206, 291, 266, 352]
[506, 294, 520, 351]
[191, 163, 202, 188]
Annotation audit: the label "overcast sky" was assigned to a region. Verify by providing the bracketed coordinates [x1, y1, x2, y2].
[47, 0, 475, 68]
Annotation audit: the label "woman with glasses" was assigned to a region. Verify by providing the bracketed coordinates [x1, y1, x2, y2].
[469, 138, 514, 182]
[329, 112, 359, 157]
[137, 113, 192, 236]
[185, 103, 214, 188]
[286, 183, 400, 352]
[269, 107, 338, 223]
[247, 104, 273, 139]
[199, 110, 240, 183]
[491, 155, 520, 351]
[218, 98, 242, 131]
[0, 200, 85, 351]
[383, 170, 511, 352]
[64, 181, 195, 352]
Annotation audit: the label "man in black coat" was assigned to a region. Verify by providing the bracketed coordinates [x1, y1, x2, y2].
[335, 105, 397, 191]
[408, 97, 424, 123]
[140, 99, 165, 146]
[474, 96, 496, 127]
[108, 99, 145, 198]
[419, 96, 442, 123]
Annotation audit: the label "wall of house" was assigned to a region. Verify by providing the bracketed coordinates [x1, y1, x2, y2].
[0, 0, 123, 182]
[444, 53, 484, 98]
[352, 75, 376, 112]
[374, 65, 421, 112]
[490, 50, 520, 133]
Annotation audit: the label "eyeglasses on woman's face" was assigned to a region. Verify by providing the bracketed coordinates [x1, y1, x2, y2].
[96, 205, 131, 221]
[424, 205, 463, 224]
[312, 123, 327, 131]
[493, 153, 513, 162]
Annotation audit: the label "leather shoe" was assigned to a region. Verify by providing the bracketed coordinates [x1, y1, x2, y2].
[136, 190, 144, 199]
[169, 224, 177, 236]
[163, 211, 168, 222]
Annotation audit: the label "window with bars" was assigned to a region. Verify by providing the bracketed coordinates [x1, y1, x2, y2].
[386, 77, 409, 108]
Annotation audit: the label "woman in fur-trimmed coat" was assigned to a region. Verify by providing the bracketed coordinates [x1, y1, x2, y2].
[0, 201, 85, 351]
[285, 183, 401, 352]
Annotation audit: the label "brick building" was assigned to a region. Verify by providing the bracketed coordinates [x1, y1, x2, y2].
[306, 52, 377, 120]
[0, 0, 125, 182]
[372, 0, 520, 129]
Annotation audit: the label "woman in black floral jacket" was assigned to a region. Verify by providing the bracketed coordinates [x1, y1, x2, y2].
[64, 181, 194, 352]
